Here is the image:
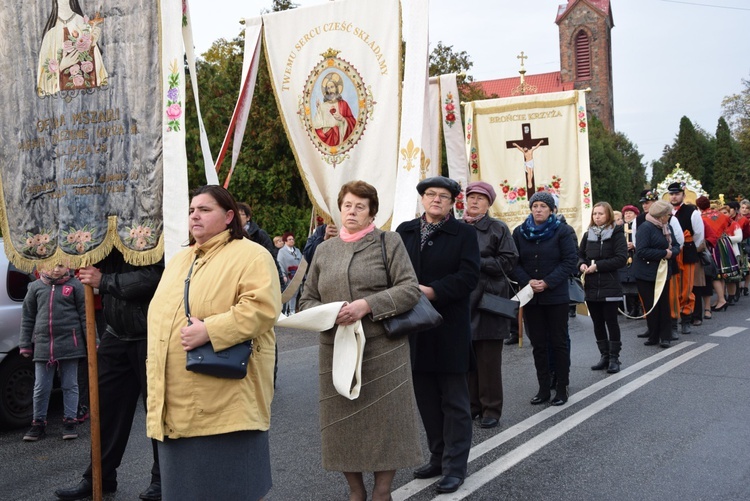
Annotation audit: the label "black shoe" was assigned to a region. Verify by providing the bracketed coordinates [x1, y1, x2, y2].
[660, 340, 671, 348]
[435, 476, 464, 493]
[504, 336, 519, 345]
[637, 331, 650, 338]
[743, 287, 749, 297]
[711, 302, 728, 312]
[139, 482, 162, 500]
[62, 418, 78, 440]
[550, 387, 569, 406]
[530, 391, 550, 405]
[55, 479, 116, 501]
[23, 420, 46, 442]
[413, 463, 441, 479]
[643, 339, 658, 346]
[479, 417, 499, 429]
[569, 309, 577, 318]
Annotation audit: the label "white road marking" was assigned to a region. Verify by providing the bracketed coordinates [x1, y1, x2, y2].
[392, 342, 696, 501]
[709, 326, 747, 337]
[439, 343, 718, 500]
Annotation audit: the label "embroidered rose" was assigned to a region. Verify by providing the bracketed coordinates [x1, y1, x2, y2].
[517, 188, 526, 198]
[166, 104, 182, 120]
[508, 192, 517, 201]
[47, 59, 59, 74]
[63, 40, 74, 53]
[69, 64, 81, 76]
[76, 34, 92, 52]
[72, 75, 85, 87]
[80, 61, 94, 74]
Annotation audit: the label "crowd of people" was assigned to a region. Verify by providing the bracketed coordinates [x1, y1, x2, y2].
[17, 177, 750, 500]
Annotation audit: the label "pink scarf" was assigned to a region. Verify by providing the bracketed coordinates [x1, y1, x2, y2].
[339, 223, 375, 242]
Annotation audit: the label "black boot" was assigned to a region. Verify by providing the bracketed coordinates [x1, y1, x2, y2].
[550, 381, 569, 406]
[607, 341, 622, 373]
[504, 334, 519, 346]
[530, 375, 551, 405]
[670, 318, 679, 341]
[591, 340, 609, 370]
[680, 316, 692, 334]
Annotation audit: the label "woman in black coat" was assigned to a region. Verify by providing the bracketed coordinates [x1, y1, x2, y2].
[512, 191, 577, 406]
[462, 181, 518, 429]
[396, 176, 479, 494]
[633, 200, 681, 348]
[578, 202, 628, 373]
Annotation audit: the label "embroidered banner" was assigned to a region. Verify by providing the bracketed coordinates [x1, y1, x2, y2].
[0, 0, 187, 271]
[262, 0, 401, 228]
[464, 90, 591, 238]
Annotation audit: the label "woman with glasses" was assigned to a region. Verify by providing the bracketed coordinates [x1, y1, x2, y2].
[396, 176, 480, 494]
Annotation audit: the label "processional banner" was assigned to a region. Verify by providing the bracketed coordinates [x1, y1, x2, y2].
[464, 90, 591, 238]
[0, 0, 188, 272]
[262, 0, 401, 228]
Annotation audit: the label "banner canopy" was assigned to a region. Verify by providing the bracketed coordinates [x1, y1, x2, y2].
[262, 0, 402, 228]
[464, 90, 592, 238]
[0, 0, 188, 271]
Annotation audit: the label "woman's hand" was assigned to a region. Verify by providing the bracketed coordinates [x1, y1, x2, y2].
[419, 285, 436, 300]
[336, 300, 371, 326]
[665, 249, 673, 260]
[581, 263, 597, 275]
[529, 279, 548, 293]
[180, 317, 210, 351]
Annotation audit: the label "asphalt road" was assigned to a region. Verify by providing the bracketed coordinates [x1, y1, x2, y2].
[2, 300, 749, 500]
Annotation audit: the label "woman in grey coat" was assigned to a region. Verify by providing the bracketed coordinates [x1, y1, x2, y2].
[299, 181, 422, 501]
[462, 182, 518, 429]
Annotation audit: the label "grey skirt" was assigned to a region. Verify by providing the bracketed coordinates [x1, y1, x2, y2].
[157, 430, 271, 500]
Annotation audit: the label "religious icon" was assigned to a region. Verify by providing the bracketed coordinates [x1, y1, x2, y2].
[37, 0, 109, 97]
[506, 123, 549, 193]
[299, 48, 374, 167]
[312, 72, 357, 147]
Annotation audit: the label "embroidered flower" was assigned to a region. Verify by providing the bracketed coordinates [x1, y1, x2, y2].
[166, 104, 182, 120]
[75, 33, 92, 52]
[444, 92, 457, 128]
[69, 64, 81, 76]
[80, 61, 94, 74]
[47, 59, 59, 73]
[72, 75, 85, 87]
[167, 88, 179, 101]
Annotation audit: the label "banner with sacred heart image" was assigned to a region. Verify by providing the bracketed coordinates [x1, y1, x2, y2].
[262, 0, 401, 228]
[0, 0, 189, 271]
[464, 90, 592, 238]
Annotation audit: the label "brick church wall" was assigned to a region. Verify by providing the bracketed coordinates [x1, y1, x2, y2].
[557, 2, 615, 131]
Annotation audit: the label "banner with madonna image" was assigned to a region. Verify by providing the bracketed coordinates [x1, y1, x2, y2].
[464, 90, 591, 238]
[0, 0, 189, 272]
[262, 0, 401, 228]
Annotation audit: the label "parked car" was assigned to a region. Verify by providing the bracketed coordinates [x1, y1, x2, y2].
[0, 239, 34, 428]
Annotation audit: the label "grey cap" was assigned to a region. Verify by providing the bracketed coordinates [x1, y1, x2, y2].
[416, 176, 461, 198]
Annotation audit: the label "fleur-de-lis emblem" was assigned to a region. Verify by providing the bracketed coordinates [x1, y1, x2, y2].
[420, 151, 431, 179]
[400, 139, 420, 171]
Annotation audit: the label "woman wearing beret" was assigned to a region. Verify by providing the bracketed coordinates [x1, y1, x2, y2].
[512, 191, 577, 406]
[396, 176, 480, 494]
[634, 201, 681, 348]
[462, 181, 518, 429]
[578, 202, 628, 373]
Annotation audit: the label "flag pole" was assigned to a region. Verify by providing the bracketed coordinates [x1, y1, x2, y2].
[84, 285, 102, 501]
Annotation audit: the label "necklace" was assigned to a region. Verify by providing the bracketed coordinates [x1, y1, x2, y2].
[58, 13, 77, 25]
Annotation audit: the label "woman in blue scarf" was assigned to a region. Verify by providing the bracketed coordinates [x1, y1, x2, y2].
[512, 191, 577, 406]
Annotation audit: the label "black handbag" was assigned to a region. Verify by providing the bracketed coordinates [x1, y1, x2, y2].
[379, 233, 443, 338]
[700, 248, 718, 279]
[477, 266, 519, 319]
[568, 276, 585, 304]
[184, 257, 253, 379]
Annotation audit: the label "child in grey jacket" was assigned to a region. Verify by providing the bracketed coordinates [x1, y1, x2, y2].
[19, 264, 86, 441]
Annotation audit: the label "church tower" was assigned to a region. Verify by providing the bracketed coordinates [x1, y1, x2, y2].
[556, 0, 615, 131]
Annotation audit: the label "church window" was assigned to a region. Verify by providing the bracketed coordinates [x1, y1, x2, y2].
[575, 30, 592, 80]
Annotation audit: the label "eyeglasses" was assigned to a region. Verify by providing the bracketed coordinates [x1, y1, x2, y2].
[423, 191, 452, 202]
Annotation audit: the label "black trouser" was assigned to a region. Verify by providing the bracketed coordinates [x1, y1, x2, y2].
[83, 332, 159, 488]
[587, 301, 621, 342]
[413, 372, 472, 479]
[524, 303, 570, 388]
[637, 279, 671, 342]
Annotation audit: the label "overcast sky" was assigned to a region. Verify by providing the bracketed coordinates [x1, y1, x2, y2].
[188, 0, 750, 166]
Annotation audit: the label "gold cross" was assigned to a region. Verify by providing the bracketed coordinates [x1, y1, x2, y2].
[517, 51, 528, 69]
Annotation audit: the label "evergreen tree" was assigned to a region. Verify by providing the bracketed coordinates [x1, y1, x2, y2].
[672, 116, 703, 182]
[713, 117, 740, 199]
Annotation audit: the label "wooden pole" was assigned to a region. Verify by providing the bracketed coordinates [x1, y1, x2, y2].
[84, 285, 102, 501]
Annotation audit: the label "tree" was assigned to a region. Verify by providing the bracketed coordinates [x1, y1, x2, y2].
[672, 116, 703, 182]
[713, 117, 745, 199]
[429, 41, 487, 102]
[721, 74, 750, 155]
[587, 115, 646, 209]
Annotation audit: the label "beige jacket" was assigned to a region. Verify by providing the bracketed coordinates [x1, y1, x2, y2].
[146, 231, 281, 440]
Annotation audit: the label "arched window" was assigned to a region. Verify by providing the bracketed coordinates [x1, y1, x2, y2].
[575, 30, 591, 80]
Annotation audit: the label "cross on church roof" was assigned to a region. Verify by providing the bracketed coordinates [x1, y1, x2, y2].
[517, 51, 528, 69]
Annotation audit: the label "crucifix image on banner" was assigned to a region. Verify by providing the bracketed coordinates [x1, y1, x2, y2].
[506, 123, 549, 194]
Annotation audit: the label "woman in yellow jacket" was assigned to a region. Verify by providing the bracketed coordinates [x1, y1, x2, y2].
[146, 185, 281, 500]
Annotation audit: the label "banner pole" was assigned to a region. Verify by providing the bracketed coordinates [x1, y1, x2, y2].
[85, 285, 102, 501]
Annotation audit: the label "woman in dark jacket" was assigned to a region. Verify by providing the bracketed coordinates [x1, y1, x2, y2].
[462, 181, 518, 429]
[512, 191, 577, 406]
[396, 176, 480, 494]
[578, 202, 628, 373]
[633, 200, 681, 348]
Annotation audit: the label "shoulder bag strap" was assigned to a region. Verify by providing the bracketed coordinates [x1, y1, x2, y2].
[184, 257, 197, 325]
[379, 232, 393, 288]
